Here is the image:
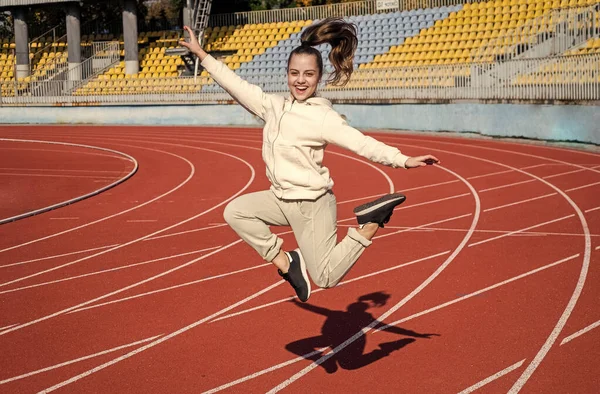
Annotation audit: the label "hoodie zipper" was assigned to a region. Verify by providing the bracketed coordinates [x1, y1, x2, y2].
[271, 99, 294, 190]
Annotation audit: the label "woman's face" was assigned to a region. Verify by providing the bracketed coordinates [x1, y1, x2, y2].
[287, 53, 321, 102]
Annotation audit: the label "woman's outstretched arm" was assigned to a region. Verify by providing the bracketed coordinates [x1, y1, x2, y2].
[179, 25, 272, 120]
[322, 110, 440, 169]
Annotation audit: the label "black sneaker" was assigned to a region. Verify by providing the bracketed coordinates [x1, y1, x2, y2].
[278, 249, 311, 302]
[353, 193, 406, 228]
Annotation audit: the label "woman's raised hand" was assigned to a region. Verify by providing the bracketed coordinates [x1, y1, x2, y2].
[179, 25, 207, 59]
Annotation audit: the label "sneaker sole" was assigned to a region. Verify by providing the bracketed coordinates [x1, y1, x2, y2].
[353, 193, 406, 216]
[294, 248, 311, 302]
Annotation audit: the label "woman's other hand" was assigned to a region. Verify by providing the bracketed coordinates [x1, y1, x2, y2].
[405, 155, 440, 169]
[179, 25, 207, 59]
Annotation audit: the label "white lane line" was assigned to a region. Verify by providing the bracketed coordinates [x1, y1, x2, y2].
[0, 143, 194, 254]
[38, 281, 283, 394]
[201, 349, 328, 394]
[0, 173, 119, 179]
[467, 169, 515, 179]
[376, 139, 593, 393]
[0, 143, 256, 290]
[0, 239, 236, 336]
[560, 320, 600, 345]
[330, 151, 395, 194]
[468, 215, 575, 247]
[68, 260, 273, 314]
[475, 161, 597, 194]
[211, 250, 451, 324]
[0, 188, 507, 270]
[466, 163, 550, 180]
[0, 148, 195, 288]
[372, 134, 600, 170]
[542, 164, 600, 179]
[0, 244, 121, 269]
[31, 136, 466, 391]
[0, 139, 137, 226]
[473, 314, 600, 394]
[0, 246, 222, 295]
[0, 335, 163, 385]
[376, 254, 580, 332]
[216, 223, 582, 327]
[0, 147, 256, 336]
[390, 138, 593, 394]
[484, 193, 557, 212]
[0, 147, 130, 160]
[396, 193, 471, 211]
[24, 135, 564, 390]
[126, 220, 157, 223]
[586, 206, 600, 213]
[65, 205, 463, 314]
[565, 181, 600, 192]
[340, 164, 566, 206]
[0, 167, 125, 174]
[266, 165, 481, 393]
[49, 217, 80, 220]
[0, 323, 19, 331]
[338, 179, 460, 205]
[398, 179, 460, 192]
[458, 360, 526, 394]
[204, 254, 579, 394]
[375, 213, 473, 240]
[479, 179, 536, 193]
[22, 190, 566, 284]
[337, 194, 470, 225]
[78, 133, 397, 195]
[144, 223, 228, 241]
[342, 225, 598, 238]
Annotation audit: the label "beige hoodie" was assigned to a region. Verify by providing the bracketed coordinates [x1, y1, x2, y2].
[201, 55, 410, 200]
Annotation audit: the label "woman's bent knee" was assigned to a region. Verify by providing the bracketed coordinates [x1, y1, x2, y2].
[313, 275, 336, 289]
[223, 200, 240, 225]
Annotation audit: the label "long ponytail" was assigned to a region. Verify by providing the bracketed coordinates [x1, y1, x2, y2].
[288, 17, 358, 86]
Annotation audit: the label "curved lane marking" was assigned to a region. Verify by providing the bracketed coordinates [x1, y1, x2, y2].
[0, 138, 137, 225]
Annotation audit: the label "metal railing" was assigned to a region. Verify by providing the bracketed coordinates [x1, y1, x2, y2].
[1, 41, 120, 101]
[208, 0, 486, 27]
[2, 53, 598, 105]
[331, 53, 600, 101]
[64, 41, 121, 92]
[474, 5, 600, 63]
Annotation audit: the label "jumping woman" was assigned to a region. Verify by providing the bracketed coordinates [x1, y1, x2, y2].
[180, 18, 439, 302]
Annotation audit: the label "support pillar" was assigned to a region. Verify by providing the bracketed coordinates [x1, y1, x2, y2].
[13, 7, 30, 79]
[183, 2, 192, 40]
[122, 0, 139, 75]
[66, 2, 82, 81]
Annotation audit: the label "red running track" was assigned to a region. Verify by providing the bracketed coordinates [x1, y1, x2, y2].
[0, 125, 598, 394]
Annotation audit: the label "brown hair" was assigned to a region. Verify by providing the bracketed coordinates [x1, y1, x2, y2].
[287, 17, 358, 86]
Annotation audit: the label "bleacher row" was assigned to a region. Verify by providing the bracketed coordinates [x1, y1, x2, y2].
[1, 0, 599, 97]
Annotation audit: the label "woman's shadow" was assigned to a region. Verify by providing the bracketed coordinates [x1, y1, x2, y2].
[286, 292, 439, 374]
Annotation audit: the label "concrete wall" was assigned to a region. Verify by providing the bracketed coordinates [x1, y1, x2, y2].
[335, 103, 600, 145]
[0, 103, 598, 144]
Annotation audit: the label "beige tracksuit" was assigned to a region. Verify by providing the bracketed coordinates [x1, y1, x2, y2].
[202, 55, 410, 288]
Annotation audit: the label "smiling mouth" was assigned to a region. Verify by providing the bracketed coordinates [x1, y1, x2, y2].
[295, 86, 308, 93]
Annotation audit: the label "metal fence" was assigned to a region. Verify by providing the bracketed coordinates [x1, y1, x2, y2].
[1, 41, 120, 101]
[208, 0, 486, 27]
[64, 41, 121, 90]
[2, 53, 598, 105]
[474, 5, 600, 63]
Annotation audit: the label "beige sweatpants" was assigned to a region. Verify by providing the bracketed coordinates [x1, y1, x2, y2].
[223, 190, 372, 288]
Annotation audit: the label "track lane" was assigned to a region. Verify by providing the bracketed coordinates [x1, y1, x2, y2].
[0, 126, 597, 393]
